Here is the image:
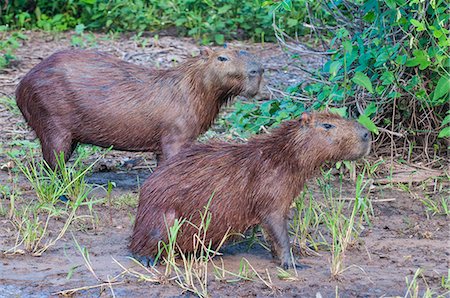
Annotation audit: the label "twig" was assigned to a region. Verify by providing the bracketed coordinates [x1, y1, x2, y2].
[272, 14, 335, 56]
[378, 127, 405, 138]
[53, 281, 125, 296]
[265, 86, 312, 101]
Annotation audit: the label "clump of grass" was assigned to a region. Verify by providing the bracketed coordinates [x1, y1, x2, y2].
[158, 197, 229, 297]
[4, 150, 104, 255]
[156, 217, 187, 277]
[420, 195, 449, 218]
[213, 258, 255, 283]
[111, 192, 139, 209]
[316, 168, 372, 279]
[117, 195, 280, 296]
[353, 168, 374, 226]
[442, 270, 450, 292]
[322, 194, 358, 278]
[0, 95, 21, 115]
[0, 183, 14, 217]
[404, 268, 439, 298]
[115, 196, 225, 297]
[212, 257, 278, 293]
[13, 149, 98, 204]
[291, 186, 324, 255]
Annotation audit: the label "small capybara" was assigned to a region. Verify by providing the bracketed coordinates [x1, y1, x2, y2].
[15, 48, 263, 168]
[130, 112, 371, 269]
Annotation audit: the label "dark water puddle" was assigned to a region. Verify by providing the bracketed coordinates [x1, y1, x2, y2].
[0, 285, 49, 298]
[221, 238, 270, 257]
[86, 170, 152, 190]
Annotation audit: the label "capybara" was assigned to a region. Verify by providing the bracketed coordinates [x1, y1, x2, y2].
[15, 48, 263, 168]
[130, 112, 371, 269]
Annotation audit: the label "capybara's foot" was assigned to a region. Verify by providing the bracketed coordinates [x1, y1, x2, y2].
[58, 195, 70, 202]
[281, 261, 310, 270]
[132, 254, 155, 267]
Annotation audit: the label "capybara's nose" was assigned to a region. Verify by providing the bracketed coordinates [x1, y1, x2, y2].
[248, 62, 264, 77]
[238, 50, 249, 56]
[362, 131, 370, 142]
[356, 123, 371, 142]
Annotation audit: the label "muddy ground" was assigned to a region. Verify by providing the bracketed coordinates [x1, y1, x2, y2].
[0, 32, 449, 297]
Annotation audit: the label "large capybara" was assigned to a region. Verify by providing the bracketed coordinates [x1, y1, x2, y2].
[130, 112, 371, 269]
[15, 48, 263, 168]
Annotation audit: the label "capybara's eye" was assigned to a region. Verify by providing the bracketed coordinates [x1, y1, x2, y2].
[217, 56, 229, 62]
[321, 123, 335, 130]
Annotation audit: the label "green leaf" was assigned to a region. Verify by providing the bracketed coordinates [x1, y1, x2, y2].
[75, 24, 85, 35]
[432, 28, 443, 38]
[260, 101, 273, 116]
[14, 32, 28, 40]
[287, 18, 298, 27]
[218, 5, 231, 14]
[395, 55, 407, 65]
[364, 102, 377, 117]
[281, 0, 292, 11]
[329, 61, 342, 78]
[433, 76, 450, 102]
[405, 50, 431, 70]
[329, 107, 347, 118]
[352, 72, 374, 93]
[438, 127, 450, 138]
[342, 40, 353, 54]
[363, 11, 375, 22]
[410, 19, 425, 31]
[384, 0, 397, 9]
[358, 115, 379, 134]
[214, 34, 224, 45]
[380, 71, 395, 85]
[441, 114, 450, 126]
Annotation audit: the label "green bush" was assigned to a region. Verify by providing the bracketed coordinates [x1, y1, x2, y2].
[227, 0, 449, 155]
[0, 25, 27, 69]
[0, 0, 306, 43]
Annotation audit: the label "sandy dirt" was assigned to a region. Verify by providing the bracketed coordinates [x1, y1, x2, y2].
[0, 31, 448, 297]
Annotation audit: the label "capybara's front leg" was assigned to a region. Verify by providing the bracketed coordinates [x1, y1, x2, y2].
[160, 133, 190, 160]
[263, 213, 308, 270]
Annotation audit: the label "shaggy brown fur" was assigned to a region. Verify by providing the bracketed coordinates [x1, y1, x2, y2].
[15, 48, 263, 168]
[130, 112, 371, 269]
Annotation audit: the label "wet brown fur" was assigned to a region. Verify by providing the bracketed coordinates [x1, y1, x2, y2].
[130, 112, 371, 268]
[15, 48, 263, 168]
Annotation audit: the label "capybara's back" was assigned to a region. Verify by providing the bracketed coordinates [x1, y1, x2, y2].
[16, 49, 263, 168]
[130, 112, 371, 268]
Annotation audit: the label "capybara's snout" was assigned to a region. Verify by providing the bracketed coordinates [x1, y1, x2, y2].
[355, 122, 371, 156]
[356, 123, 371, 143]
[240, 51, 264, 97]
[241, 51, 263, 76]
[248, 62, 264, 77]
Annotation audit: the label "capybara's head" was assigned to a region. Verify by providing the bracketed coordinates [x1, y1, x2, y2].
[200, 48, 263, 98]
[296, 112, 371, 161]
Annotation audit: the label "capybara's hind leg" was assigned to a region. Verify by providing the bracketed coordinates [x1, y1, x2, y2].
[39, 130, 74, 170]
[131, 208, 177, 266]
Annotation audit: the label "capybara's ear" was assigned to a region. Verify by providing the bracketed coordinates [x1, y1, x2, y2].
[200, 47, 214, 58]
[299, 112, 312, 126]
